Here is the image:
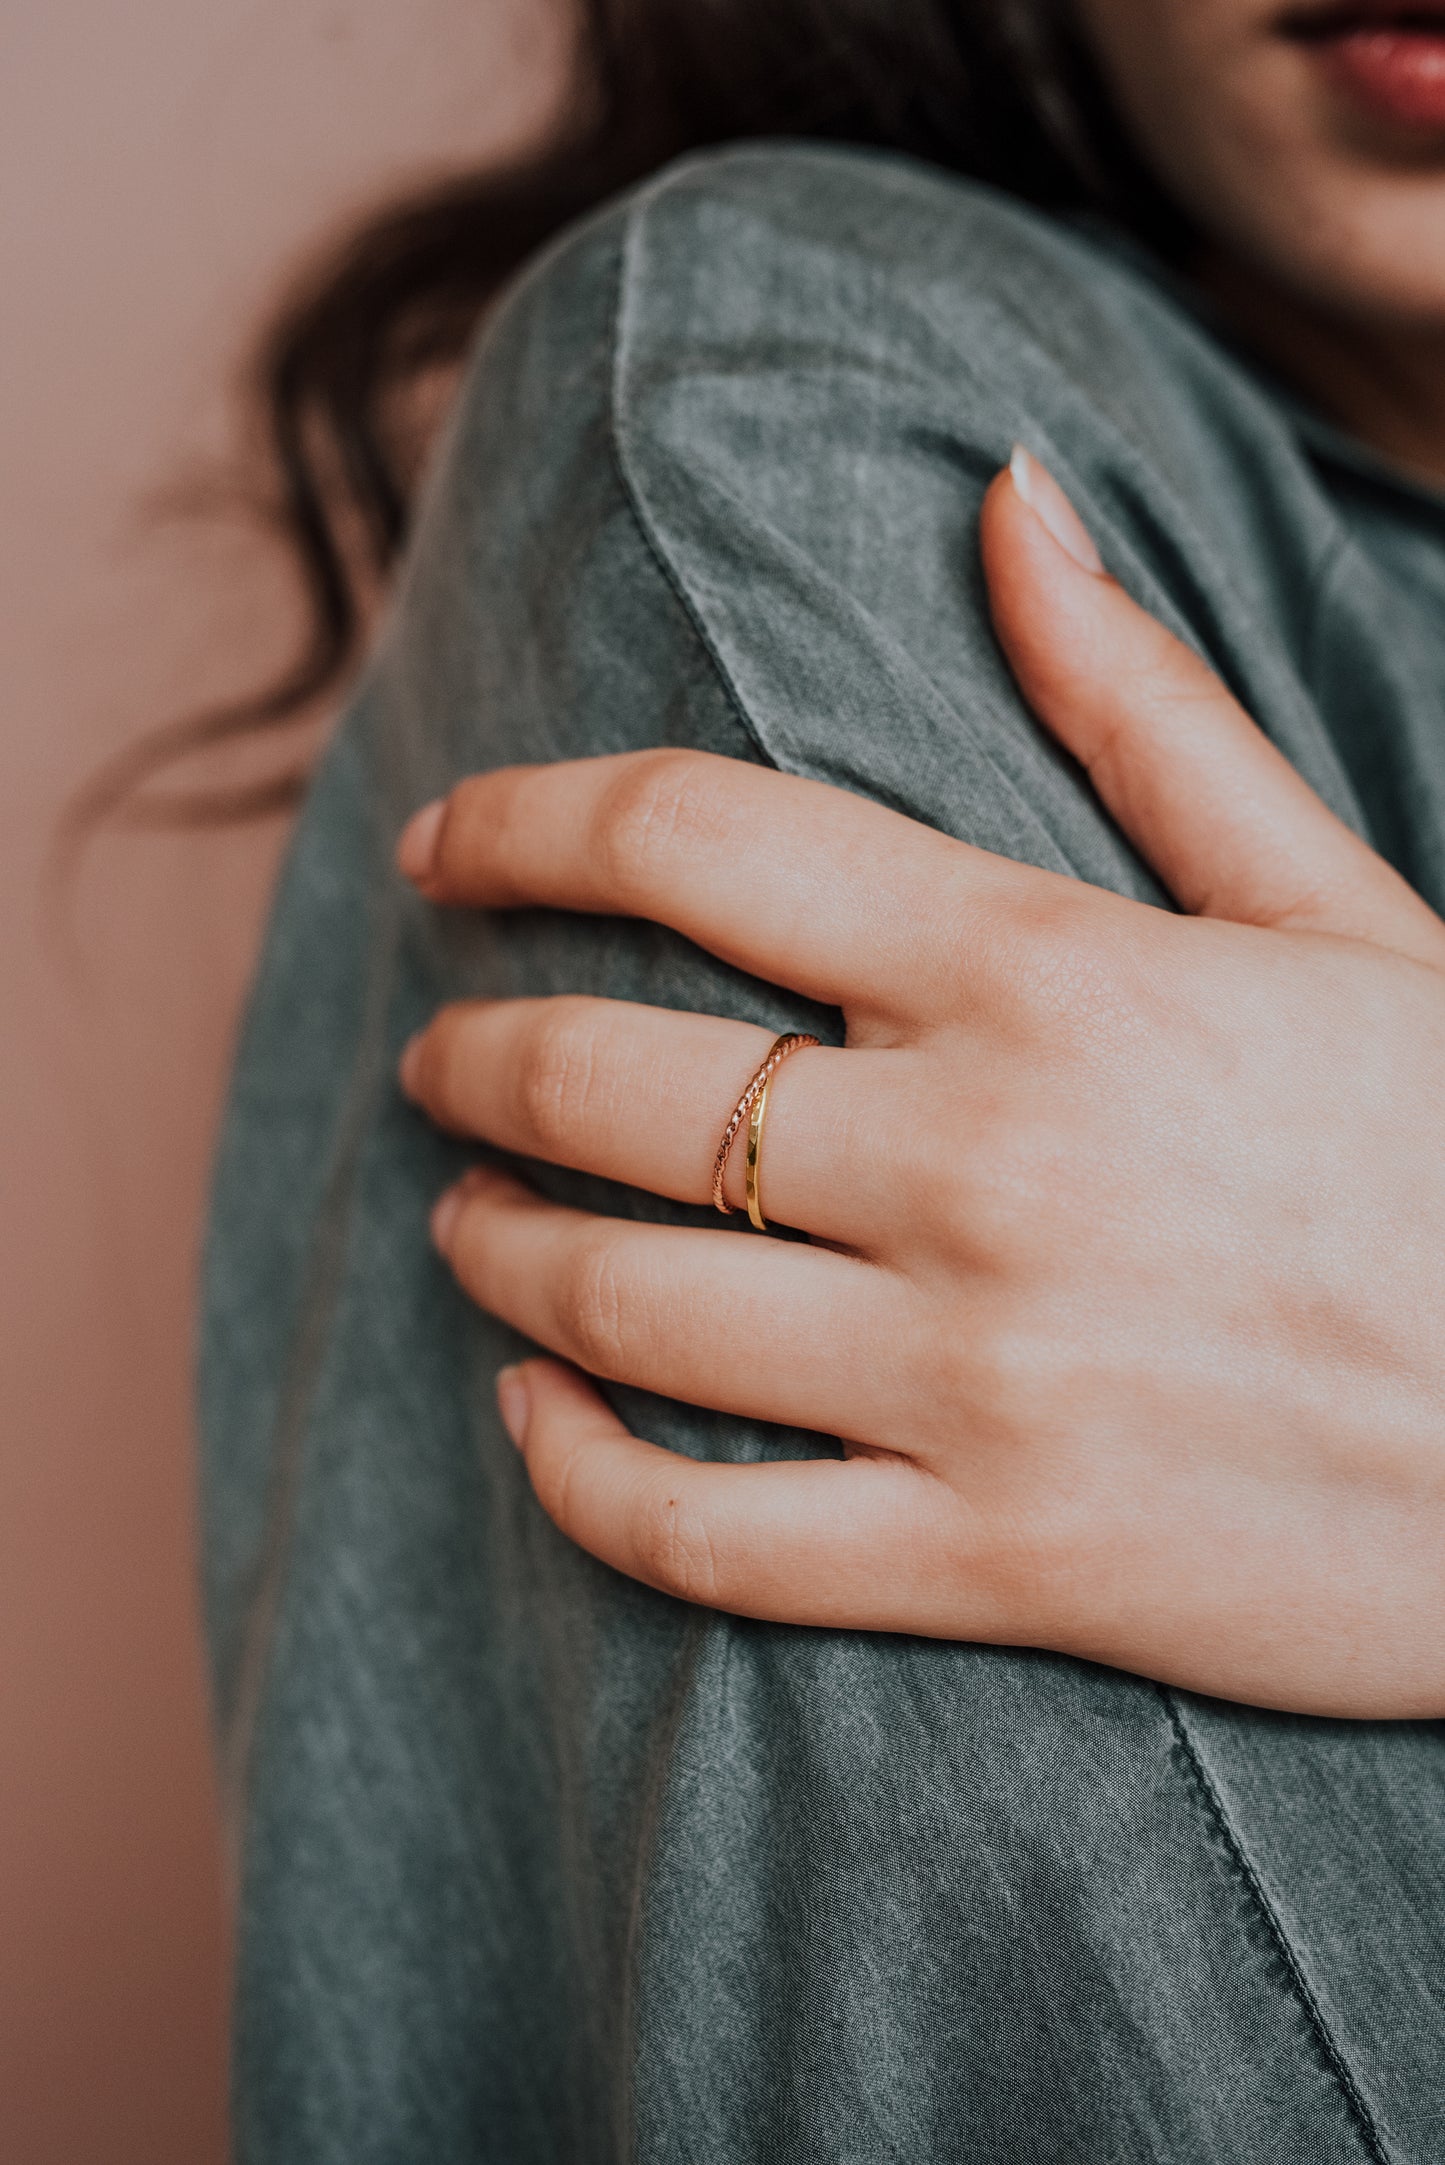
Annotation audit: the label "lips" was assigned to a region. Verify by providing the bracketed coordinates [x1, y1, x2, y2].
[1283, 7, 1445, 129]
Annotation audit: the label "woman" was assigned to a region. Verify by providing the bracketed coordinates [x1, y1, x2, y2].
[202, 3, 1445, 2158]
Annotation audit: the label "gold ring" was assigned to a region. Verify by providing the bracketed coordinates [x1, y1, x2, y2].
[745, 1071, 773, 1231]
[711, 1032, 819, 1224]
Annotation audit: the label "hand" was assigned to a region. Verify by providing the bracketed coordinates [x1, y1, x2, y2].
[396, 449, 1445, 1718]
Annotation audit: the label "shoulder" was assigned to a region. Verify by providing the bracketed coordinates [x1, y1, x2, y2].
[394, 141, 1347, 887]
[440, 140, 1312, 664]
[611, 138, 1178, 368]
[449, 139, 1221, 470]
[410, 145, 1265, 891]
[463, 139, 1245, 484]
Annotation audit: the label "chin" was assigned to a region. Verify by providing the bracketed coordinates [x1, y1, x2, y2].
[1199, 146, 1445, 327]
[1268, 180, 1445, 324]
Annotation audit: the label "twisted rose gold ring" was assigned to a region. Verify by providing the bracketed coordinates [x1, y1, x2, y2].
[711, 1032, 819, 1230]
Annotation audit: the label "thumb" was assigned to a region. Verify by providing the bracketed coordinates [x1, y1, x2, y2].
[981, 448, 1445, 964]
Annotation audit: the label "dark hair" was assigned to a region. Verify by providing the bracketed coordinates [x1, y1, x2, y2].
[80, 0, 1181, 830]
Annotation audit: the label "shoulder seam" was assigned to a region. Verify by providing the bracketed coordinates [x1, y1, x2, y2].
[604, 182, 779, 775]
[604, 167, 1102, 874]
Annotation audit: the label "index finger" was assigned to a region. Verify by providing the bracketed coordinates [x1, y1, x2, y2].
[397, 750, 1046, 1019]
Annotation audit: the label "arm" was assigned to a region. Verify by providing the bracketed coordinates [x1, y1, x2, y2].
[203, 151, 1442, 2150]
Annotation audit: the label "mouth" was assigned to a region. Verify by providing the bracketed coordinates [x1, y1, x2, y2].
[1281, 6, 1445, 130]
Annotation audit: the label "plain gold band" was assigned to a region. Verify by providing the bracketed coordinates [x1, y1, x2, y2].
[745, 1073, 772, 1231]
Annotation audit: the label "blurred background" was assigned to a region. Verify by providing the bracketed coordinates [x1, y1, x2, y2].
[1, 6, 565, 2157]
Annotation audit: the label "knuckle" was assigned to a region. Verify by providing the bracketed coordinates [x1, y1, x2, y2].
[974, 1120, 1069, 1248]
[923, 1308, 1064, 1445]
[594, 751, 727, 906]
[1003, 889, 1098, 1003]
[968, 1487, 1095, 1638]
[828, 1310, 1111, 1644]
[553, 1232, 634, 1376]
[958, 1321, 1038, 1429]
[631, 1485, 722, 1607]
[960, 882, 1101, 1021]
[1013, 904, 1140, 1053]
[920, 1323, 1004, 1431]
[910, 1318, 1112, 1636]
[513, 1003, 602, 1154]
[924, 1101, 1067, 1270]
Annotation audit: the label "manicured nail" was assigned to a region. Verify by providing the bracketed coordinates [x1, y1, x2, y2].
[496, 1365, 530, 1450]
[397, 799, 445, 884]
[1009, 446, 1105, 575]
[430, 1183, 464, 1254]
[399, 1033, 425, 1097]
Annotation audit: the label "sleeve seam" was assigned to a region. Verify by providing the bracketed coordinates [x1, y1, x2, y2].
[604, 179, 1103, 867]
[605, 189, 781, 778]
[600, 167, 1162, 884]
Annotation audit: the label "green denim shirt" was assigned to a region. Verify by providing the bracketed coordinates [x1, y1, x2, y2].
[202, 143, 1445, 2163]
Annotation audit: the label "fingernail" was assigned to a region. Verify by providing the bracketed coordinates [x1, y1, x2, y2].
[398, 1033, 424, 1098]
[1009, 446, 1105, 575]
[397, 799, 445, 884]
[430, 1183, 464, 1254]
[496, 1364, 530, 1450]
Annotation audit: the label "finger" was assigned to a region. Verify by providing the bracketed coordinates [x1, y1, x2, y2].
[495, 1357, 997, 1635]
[432, 1163, 904, 1440]
[396, 747, 1046, 1021]
[402, 996, 897, 1247]
[983, 450, 1445, 964]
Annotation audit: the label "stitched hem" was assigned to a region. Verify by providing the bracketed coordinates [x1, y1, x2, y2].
[1160, 1688, 1391, 2164]
[607, 186, 777, 779]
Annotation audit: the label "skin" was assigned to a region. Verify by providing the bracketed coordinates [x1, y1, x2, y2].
[393, 2, 1445, 1716]
[1076, 0, 1445, 476]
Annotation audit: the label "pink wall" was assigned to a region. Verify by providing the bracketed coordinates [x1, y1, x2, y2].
[0, 8, 564, 2158]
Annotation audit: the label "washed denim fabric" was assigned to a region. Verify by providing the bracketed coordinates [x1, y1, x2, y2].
[201, 143, 1445, 2162]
